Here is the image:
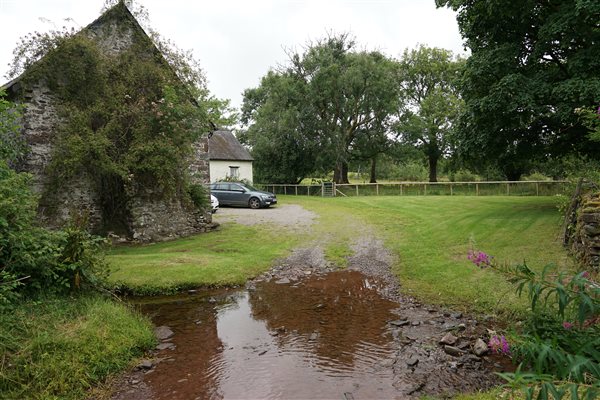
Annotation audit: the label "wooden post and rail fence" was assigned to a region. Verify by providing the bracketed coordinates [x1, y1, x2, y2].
[256, 181, 569, 197]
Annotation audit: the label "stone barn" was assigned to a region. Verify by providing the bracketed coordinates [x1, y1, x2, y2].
[2, 1, 212, 242]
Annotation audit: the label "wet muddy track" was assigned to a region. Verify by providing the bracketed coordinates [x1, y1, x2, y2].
[247, 240, 506, 398]
[109, 207, 509, 399]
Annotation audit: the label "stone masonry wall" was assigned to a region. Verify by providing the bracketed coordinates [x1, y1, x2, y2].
[571, 192, 600, 271]
[127, 189, 211, 243]
[189, 138, 210, 184]
[126, 137, 213, 243]
[17, 82, 104, 230]
[16, 78, 212, 239]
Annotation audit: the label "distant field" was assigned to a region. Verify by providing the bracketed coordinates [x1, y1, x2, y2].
[108, 195, 570, 316]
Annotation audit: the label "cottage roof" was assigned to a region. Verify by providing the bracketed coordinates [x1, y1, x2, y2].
[209, 130, 253, 161]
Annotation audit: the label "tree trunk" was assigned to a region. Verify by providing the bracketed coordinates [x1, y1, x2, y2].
[369, 156, 377, 183]
[333, 161, 349, 184]
[428, 154, 438, 183]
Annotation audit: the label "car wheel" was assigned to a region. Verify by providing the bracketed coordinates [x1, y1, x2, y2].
[249, 197, 261, 209]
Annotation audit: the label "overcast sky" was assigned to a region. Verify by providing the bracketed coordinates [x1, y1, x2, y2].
[0, 0, 466, 110]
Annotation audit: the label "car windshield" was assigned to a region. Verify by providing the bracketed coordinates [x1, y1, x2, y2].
[242, 183, 259, 191]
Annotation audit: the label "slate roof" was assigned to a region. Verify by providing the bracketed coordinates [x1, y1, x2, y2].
[209, 130, 253, 161]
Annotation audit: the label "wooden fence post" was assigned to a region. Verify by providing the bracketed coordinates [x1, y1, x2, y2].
[376, 184, 379, 196]
[476, 183, 479, 196]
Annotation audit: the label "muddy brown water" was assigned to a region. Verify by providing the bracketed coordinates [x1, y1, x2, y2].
[129, 268, 509, 400]
[136, 271, 408, 399]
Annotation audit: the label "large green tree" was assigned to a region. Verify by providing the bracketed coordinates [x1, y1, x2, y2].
[241, 34, 400, 184]
[239, 71, 323, 184]
[437, 0, 600, 180]
[396, 46, 464, 182]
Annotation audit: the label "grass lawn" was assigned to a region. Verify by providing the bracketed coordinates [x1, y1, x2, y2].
[108, 195, 571, 316]
[108, 223, 304, 294]
[287, 195, 570, 316]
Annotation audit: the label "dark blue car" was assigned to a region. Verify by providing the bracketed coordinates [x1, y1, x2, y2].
[209, 182, 277, 209]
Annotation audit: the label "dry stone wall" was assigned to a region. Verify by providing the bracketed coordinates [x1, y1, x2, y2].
[570, 192, 600, 271]
[15, 82, 105, 230]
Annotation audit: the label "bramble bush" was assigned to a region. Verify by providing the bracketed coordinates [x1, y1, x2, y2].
[466, 247, 600, 399]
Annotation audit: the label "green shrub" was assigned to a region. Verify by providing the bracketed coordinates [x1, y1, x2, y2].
[391, 161, 428, 181]
[0, 161, 109, 301]
[521, 172, 552, 181]
[0, 270, 22, 309]
[449, 169, 480, 182]
[187, 183, 210, 210]
[0, 90, 25, 165]
[467, 249, 600, 399]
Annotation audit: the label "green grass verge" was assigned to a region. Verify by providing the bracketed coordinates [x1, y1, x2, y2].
[0, 295, 155, 400]
[281, 195, 571, 317]
[108, 223, 302, 294]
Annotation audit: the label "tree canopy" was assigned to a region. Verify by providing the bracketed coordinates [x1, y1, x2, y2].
[436, 0, 600, 180]
[241, 34, 400, 184]
[396, 46, 464, 182]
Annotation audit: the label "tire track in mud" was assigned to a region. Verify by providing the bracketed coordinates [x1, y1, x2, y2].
[256, 232, 505, 398]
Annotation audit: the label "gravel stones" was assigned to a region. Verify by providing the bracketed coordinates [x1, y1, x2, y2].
[138, 359, 153, 370]
[406, 357, 420, 367]
[155, 342, 176, 351]
[440, 332, 458, 346]
[473, 338, 489, 356]
[443, 345, 465, 357]
[154, 326, 174, 341]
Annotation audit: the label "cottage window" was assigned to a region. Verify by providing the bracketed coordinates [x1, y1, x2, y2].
[229, 166, 239, 179]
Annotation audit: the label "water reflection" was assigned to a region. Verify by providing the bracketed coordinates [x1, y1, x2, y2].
[137, 270, 400, 399]
[249, 271, 397, 372]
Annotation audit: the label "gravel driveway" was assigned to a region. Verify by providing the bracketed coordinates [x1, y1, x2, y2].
[212, 204, 317, 231]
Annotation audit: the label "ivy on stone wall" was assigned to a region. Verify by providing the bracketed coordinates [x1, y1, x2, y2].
[18, 27, 208, 231]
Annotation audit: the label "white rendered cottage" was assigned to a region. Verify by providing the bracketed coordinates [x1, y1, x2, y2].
[208, 130, 254, 183]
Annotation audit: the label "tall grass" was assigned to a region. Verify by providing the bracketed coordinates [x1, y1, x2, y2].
[0, 295, 155, 400]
